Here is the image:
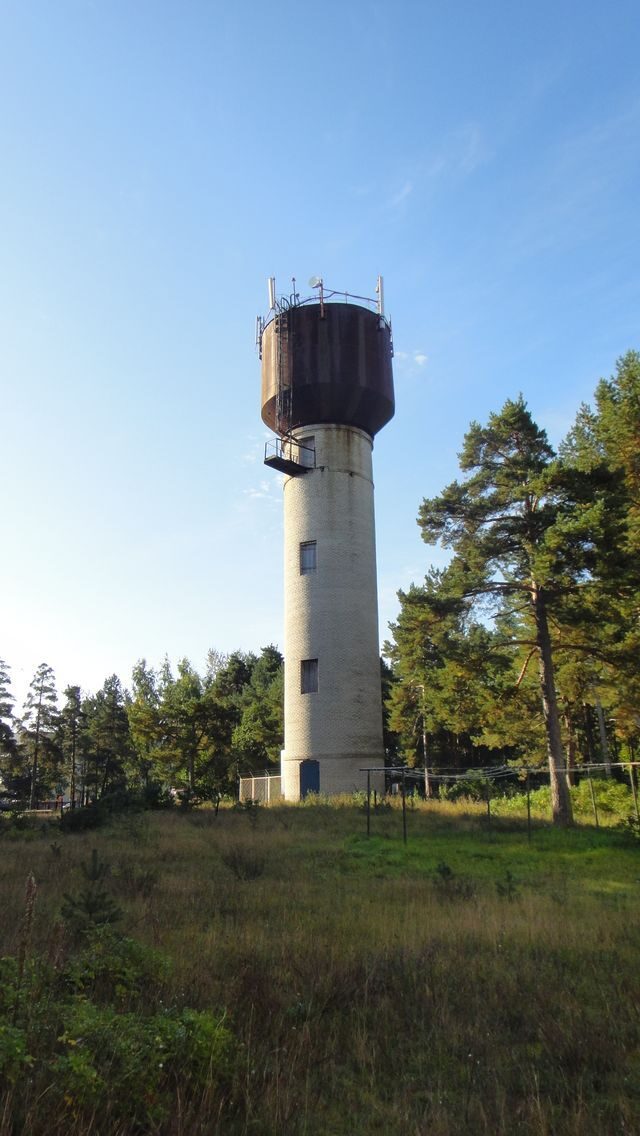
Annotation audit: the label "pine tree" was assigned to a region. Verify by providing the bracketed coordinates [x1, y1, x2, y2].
[385, 569, 521, 777]
[560, 350, 640, 756]
[232, 647, 284, 772]
[21, 663, 59, 809]
[593, 351, 640, 552]
[0, 658, 18, 773]
[60, 686, 87, 809]
[84, 676, 132, 800]
[127, 660, 164, 790]
[416, 397, 609, 826]
[160, 660, 208, 793]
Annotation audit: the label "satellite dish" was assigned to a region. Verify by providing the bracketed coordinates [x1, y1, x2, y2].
[308, 275, 322, 288]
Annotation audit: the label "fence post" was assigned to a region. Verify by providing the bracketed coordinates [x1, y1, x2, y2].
[486, 777, 491, 825]
[628, 763, 640, 824]
[401, 770, 407, 845]
[526, 770, 532, 842]
[366, 770, 371, 838]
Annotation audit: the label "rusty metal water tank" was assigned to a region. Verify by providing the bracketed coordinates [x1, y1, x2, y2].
[260, 301, 395, 438]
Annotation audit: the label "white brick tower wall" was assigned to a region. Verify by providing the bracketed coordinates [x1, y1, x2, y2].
[281, 423, 385, 800]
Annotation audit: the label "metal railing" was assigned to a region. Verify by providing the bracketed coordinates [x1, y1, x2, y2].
[264, 437, 316, 469]
[256, 278, 393, 358]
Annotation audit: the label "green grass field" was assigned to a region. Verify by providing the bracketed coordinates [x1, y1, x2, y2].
[1, 798, 640, 1134]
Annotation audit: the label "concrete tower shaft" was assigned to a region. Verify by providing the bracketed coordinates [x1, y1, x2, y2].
[280, 423, 384, 799]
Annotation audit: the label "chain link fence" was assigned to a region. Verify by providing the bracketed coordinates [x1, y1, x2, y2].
[239, 774, 282, 803]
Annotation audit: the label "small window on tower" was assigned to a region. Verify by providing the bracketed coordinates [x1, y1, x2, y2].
[301, 659, 318, 694]
[300, 541, 317, 574]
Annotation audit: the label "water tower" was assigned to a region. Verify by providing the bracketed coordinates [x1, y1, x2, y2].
[257, 277, 395, 800]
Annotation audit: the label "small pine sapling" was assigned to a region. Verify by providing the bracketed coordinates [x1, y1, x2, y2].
[61, 849, 122, 935]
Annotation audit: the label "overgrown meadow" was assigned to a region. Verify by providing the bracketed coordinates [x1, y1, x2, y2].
[2, 791, 640, 1135]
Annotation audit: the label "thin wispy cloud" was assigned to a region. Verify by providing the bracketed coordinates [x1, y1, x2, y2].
[242, 431, 275, 464]
[455, 122, 490, 175]
[380, 121, 489, 220]
[389, 180, 414, 208]
[241, 477, 283, 508]
[422, 121, 491, 182]
[394, 349, 429, 375]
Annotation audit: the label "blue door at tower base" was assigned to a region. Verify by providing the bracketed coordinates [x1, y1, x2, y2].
[300, 759, 320, 799]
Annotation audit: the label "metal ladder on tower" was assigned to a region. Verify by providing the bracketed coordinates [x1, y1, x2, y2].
[263, 305, 309, 476]
[274, 308, 291, 438]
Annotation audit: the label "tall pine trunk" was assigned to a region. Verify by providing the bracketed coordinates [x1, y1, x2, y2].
[532, 584, 573, 826]
[563, 711, 577, 787]
[69, 724, 77, 810]
[29, 701, 43, 810]
[595, 696, 612, 777]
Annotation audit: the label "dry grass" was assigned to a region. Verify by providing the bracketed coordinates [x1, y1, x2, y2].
[1, 802, 640, 1134]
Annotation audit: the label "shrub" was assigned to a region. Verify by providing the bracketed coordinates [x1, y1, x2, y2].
[433, 860, 477, 901]
[0, 1022, 33, 1084]
[619, 814, 640, 840]
[59, 803, 107, 833]
[495, 869, 520, 901]
[63, 925, 169, 1005]
[571, 778, 633, 818]
[491, 779, 635, 824]
[0, 884, 233, 1133]
[140, 782, 175, 810]
[439, 774, 488, 803]
[52, 1000, 234, 1127]
[60, 787, 167, 835]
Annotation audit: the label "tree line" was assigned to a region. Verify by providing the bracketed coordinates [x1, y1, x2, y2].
[385, 351, 640, 825]
[0, 647, 284, 808]
[2, 352, 637, 825]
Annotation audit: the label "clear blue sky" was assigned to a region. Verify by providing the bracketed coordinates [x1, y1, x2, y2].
[1, 0, 638, 707]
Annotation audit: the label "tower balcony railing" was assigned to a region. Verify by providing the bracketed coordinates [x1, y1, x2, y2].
[264, 437, 315, 476]
[256, 277, 393, 359]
